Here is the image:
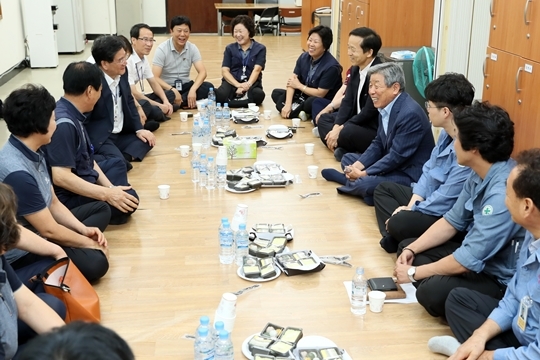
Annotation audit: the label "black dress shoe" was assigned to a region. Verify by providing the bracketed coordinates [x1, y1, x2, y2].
[173, 103, 182, 112]
[379, 235, 399, 253]
[144, 120, 160, 132]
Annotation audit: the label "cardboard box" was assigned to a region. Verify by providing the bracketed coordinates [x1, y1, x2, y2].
[223, 138, 257, 159]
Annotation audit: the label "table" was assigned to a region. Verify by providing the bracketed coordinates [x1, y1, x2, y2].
[215, 3, 285, 35]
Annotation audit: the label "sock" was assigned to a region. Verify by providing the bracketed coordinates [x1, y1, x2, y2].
[321, 168, 347, 185]
[428, 336, 461, 356]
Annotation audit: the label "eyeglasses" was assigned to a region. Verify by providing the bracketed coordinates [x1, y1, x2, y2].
[113, 56, 127, 64]
[425, 101, 444, 110]
[138, 37, 156, 43]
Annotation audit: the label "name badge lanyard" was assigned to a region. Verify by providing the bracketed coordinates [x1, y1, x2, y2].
[240, 49, 249, 81]
[173, 51, 184, 91]
[112, 85, 120, 122]
[136, 64, 145, 93]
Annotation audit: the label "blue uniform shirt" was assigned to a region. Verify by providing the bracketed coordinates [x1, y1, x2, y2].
[444, 159, 525, 284]
[490, 231, 540, 360]
[412, 130, 472, 217]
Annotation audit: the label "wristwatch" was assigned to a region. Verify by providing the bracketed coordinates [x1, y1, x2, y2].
[407, 266, 417, 283]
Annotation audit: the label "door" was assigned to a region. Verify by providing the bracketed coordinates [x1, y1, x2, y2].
[489, 0, 529, 57]
[514, 58, 540, 154]
[167, 0, 218, 33]
[482, 47, 520, 115]
[339, 1, 353, 72]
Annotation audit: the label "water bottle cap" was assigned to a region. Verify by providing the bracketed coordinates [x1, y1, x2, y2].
[209, 87, 213, 91]
[215, 321, 224, 330]
[208, 157, 214, 161]
[239, 223, 246, 230]
[200, 154, 207, 159]
[221, 217, 228, 223]
[223, 222, 230, 228]
[219, 330, 229, 339]
[356, 267, 364, 275]
[198, 327, 209, 336]
[224, 103, 229, 107]
[200, 315, 210, 325]
[217, 103, 221, 107]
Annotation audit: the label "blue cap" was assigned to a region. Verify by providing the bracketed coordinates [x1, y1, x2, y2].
[239, 223, 246, 230]
[198, 327, 209, 337]
[219, 330, 229, 340]
[199, 315, 210, 325]
[215, 321, 224, 330]
[180, 169, 186, 174]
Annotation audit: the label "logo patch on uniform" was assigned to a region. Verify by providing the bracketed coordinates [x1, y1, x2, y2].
[482, 205, 493, 216]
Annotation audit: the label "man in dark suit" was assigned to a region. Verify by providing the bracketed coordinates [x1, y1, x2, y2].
[316, 27, 382, 161]
[322, 62, 434, 206]
[85, 36, 156, 170]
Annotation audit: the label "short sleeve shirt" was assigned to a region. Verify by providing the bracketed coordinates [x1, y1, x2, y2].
[152, 39, 202, 86]
[127, 52, 154, 87]
[0, 255, 21, 360]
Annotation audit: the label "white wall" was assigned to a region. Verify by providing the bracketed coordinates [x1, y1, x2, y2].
[142, 0, 165, 27]
[0, 0, 26, 76]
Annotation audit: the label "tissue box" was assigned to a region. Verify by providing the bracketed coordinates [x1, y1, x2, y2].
[223, 137, 257, 159]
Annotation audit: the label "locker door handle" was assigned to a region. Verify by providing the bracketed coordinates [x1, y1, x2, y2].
[524, 0, 532, 25]
[482, 56, 488, 78]
[490, 0, 494, 17]
[515, 67, 523, 93]
[355, 6, 360, 19]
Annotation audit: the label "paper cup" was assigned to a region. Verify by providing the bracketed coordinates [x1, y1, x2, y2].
[180, 111, 189, 122]
[292, 118, 301, 128]
[307, 165, 319, 179]
[196, 100, 206, 111]
[179, 145, 190, 157]
[368, 291, 387, 313]
[158, 185, 170, 200]
[192, 143, 202, 154]
[231, 204, 248, 232]
[214, 310, 236, 334]
[305, 143, 315, 155]
[217, 292, 237, 318]
[264, 109, 272, 120]
[247, 102, 256, 109]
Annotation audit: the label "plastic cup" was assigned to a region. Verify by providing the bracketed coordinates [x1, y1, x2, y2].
[368, 290, 387, 313]
[307, 165, 319, 179]
[179, 145, 190, 157]
[305, 143, 315, 155]
[292, 118, 301, 128]
[180, 111, 189, 122]
[264, 109, 272, 120]
[196, 100, 205, 111]
[158, 185, 170, 200]
[248, 102, 256, 109]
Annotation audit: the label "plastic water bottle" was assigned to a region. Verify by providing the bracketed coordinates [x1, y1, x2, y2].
[202, 119, 211, 149]
[194, 327, 214, 360]
[191, 146, 200, 183]
[215, 103, 223, 130]
[213, 321, 225, 343]
[222, 103, 230, 130]
[207, 88, 216, 126]
[207, 156, 216, 190]
[197, 315, 211, 334]
[214, 330, 234, 360]
[208, 87, 216, 107]
[216, 146, 228, 189]
[235, 223, 249, 266]
[192, 117, 203, 146]
[219, 222, 234, 264]
[199, 154, 208, 188]
[351, 267, 367, 315]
